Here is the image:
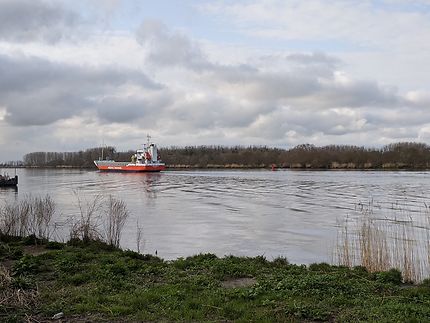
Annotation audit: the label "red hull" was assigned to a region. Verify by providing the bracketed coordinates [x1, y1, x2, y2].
[95, 163, 165, 172]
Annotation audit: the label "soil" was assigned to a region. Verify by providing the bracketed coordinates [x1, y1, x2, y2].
[221, 277, 256, 289]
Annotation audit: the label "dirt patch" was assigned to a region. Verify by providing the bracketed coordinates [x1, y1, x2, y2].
[221, 277, 256, 289]
[36, 313, 123, 322]
[23, 245, 49, 256]
[1, 259, 14, 270]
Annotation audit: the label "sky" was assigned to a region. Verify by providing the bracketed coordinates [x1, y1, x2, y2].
[1, 0, 430, 161]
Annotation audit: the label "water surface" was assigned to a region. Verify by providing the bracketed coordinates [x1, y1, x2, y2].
[1, 168, 429, 264]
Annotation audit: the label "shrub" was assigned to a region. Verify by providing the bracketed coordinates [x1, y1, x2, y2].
[272, 256, 289, 266]
[374, 268, 402, 285]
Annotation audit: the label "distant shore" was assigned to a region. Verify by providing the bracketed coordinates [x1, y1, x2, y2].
[2, 164, 430, 171]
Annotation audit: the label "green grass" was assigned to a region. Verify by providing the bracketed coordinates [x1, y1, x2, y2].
[1, 238, 430, 322]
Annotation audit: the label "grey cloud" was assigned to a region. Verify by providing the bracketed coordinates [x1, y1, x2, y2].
[133, 20, 425, 143]
[0, 54, 168, 126]
[364, 106, 430, 127]
[136, 22, 404, 110]
[0, 0, 80, 43]
[319, 81, 401, 108]
[0, 55, 162, 95]
[6, 90, 87, 126]
[243, 106, 370, 140]
[133, 21, 430, 145]
[136, 20, 210, 70]
[248, 73, 322, 101]
[96, 94, 172, 124]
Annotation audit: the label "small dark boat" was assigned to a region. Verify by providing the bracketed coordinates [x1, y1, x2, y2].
[0, 174, 18, 187]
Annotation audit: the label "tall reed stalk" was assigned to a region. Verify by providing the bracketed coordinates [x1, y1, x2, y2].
[336, 199, 428, 283]
[136, 220, 144, 253]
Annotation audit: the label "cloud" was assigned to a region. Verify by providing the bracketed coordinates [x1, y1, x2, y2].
[201, 1, 430, 50]
[136, 20, 210, 70]
[0, 0, 80, 43]
[133, 20, 430, 145]
[136, 22, 404, 109]
[0, 54, 168, 126]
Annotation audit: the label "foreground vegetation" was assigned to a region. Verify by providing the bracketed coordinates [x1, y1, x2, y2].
[2, 236, 430, 322]
[16, 141, 430, 169]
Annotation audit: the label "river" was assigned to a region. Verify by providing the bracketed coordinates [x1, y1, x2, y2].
[1, 168, 429, 264]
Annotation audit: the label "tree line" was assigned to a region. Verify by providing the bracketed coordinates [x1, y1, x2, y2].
[19, 142, 430, 169]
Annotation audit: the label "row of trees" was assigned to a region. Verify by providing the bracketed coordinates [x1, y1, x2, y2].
[20, 142, 430, 169]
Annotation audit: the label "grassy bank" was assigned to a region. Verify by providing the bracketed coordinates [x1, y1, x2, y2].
[2, 237, 430, 322]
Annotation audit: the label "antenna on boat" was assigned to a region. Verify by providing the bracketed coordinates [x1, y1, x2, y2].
[147, 134, 151, 146]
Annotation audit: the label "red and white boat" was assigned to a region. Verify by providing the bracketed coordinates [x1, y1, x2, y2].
[94, 138, 165, 172]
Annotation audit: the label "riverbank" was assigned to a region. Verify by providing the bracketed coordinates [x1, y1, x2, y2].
[1, 236, 430, 322]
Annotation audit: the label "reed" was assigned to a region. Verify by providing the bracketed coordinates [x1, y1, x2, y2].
[136, 220, 144, 254]
[336, 199, 428, 282]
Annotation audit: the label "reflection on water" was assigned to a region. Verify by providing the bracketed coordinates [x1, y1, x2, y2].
[0, 186, 18, 194]
[0, 168, 429, 264]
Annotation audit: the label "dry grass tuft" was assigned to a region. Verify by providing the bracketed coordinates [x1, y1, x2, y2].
[0, 266, 39, 312]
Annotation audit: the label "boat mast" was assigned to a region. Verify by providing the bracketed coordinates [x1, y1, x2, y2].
[101, 139, 104, 161]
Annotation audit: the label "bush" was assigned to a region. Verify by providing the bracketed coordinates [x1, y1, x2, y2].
[46, 241, 64, 250]
[122, 249, 161, 262]
[375, 268, 402, 285]
[23, 234, 47, 246]
[419, 278, 430, 288]
[308, 263, 332, 272]
[13, 255, 40, 275]
[272, 256, 289, 266]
